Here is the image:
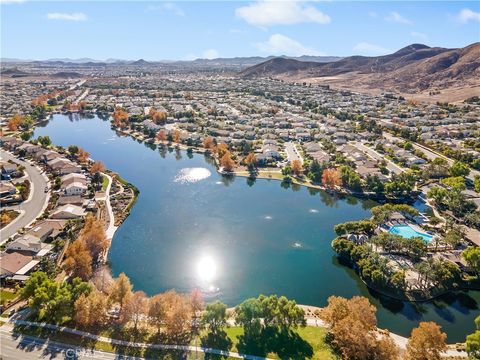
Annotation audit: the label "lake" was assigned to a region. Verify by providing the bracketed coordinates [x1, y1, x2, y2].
[34, 114, 479, 342]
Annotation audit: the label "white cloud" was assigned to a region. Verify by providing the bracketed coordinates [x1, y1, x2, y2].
[235, 0, 330, 27]
[457, 8, 480, 23]
[147, 2, 185, 16]
[410, 31, 428, 41]
[163, 2, 185, 16]
[202, 49, 219, 59]
[385, 11, 411, 24]
[47, 12, 87, 21]
[0, 0, 25, 4]
[353, 42, 391, 56]
[368, 11, 378, 18]
[255, 34, 323, 56]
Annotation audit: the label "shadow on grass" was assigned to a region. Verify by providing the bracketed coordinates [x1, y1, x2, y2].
[200, 329, 233, 359]
[237, 326, 313, 360]
[109, 325, 150, 357]
[143, 330, 195, 360]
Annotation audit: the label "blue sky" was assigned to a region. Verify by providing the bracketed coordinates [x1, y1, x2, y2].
[1, 1, 479, 60]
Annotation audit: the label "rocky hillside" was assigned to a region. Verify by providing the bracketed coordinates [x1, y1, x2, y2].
[238, 43, 480, 94]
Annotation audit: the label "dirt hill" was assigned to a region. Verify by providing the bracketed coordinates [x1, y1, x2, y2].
[238, 43, 480, 100]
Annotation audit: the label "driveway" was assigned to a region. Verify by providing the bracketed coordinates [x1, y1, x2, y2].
[0, 150, 49, 243]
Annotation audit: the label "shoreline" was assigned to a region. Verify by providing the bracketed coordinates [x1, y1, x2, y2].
[11, 112, 475, 348]
[113, 124, 414, 203]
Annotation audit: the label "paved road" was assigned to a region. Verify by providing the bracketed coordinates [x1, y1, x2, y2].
[382, 133, 479, 181]
[350, 141, 404, 175]
[284, 142, 303, 164]
[0, 329, 121, 360]
[0, 150, 49, 243]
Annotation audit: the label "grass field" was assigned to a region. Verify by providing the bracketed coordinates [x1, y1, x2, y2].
[224, 326, 339, 360]
[0, 289, 18, 304]
[102, 175, 109, 191]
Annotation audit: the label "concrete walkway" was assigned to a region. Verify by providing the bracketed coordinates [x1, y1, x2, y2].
[101, 172, 117, 239]
[4, 320, 274, 360]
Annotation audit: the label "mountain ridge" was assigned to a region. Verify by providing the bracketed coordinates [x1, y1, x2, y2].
[238, 43, 480, 95]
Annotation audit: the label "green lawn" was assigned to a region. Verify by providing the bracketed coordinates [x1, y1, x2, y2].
[224, 326, 339, 360]
[1, 289, 18, 304]
[102, 175, 109, 191]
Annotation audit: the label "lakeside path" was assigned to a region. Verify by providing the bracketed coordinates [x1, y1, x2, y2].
[0, 150, 49, 244]
[99, 172, 117, 239]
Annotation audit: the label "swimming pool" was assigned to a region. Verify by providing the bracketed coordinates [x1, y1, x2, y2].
[389, 224, 433, 242]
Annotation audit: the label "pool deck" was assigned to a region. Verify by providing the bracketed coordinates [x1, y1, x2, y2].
[382, 222, 436, 242]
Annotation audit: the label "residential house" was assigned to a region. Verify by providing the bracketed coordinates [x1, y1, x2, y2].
[50, 204, 86, 219]
[6, 234, 53, 256]
[0, 252, 39, 280]
[26, 220, 67, 241]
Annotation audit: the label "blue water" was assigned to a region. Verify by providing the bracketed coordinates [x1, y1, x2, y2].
[389, 225, 433, 242]
[33, 114, 480, 342]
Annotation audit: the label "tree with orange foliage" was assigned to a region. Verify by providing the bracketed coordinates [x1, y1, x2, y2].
[322, 168, 341, 190]
[112, 108, 129, 129]
[215, 143, 229, 158]
[152, 110, 167, 124]
[76, 148, 90, 163]
[78, 101, 87, 111]
[173, 129, 181, 144]
[121, 291, 147, 330]
[110, 272, 132, 313]
[203, 136, 214, 152]
[74, 288, 109, 328]
[220, 151, 235, 172]
[78, 215, 109, 260]
[148, 294, 167, 334]
[156, 129, 167, 144]
[63, 240, 93, 281]
[149, 107, 157, 118]
[320, 296, 399, 360]
[161, 290, 194, 339]
[90, 161, 105, 174]
[291, 160, 303, 177]
[405, 322, 447, 360]
[7, 114, 23, 131]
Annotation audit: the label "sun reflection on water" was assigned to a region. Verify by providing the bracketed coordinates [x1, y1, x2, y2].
[174, 167, 211, 183]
